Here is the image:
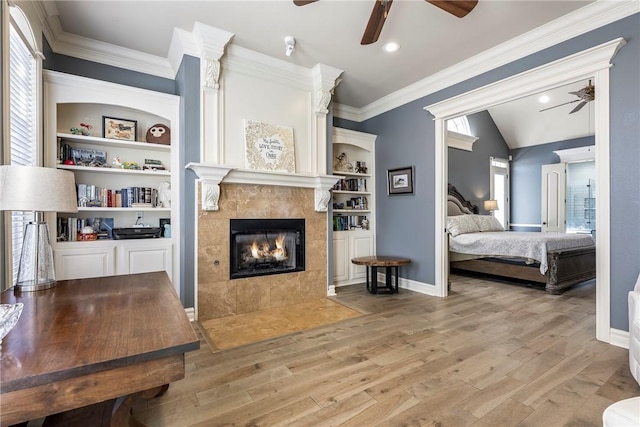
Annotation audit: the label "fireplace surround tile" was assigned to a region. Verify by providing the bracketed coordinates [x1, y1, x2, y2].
[197, 183, 328, 322]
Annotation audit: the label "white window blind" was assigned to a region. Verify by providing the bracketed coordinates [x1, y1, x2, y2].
[9, 23, 37, 285]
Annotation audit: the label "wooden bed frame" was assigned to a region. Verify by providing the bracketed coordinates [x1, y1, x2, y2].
[447, 184, 596, 295]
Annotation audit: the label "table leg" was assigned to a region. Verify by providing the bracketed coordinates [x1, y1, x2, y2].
[366, 265, 371, 293]
[371, 266, 378, 294]
[394, 266, 399, 293]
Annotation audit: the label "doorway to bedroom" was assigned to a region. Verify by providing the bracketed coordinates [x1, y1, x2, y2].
[427, 37, 626, 343]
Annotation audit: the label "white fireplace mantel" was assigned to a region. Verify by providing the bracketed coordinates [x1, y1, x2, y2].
[186, 162, 342, 212]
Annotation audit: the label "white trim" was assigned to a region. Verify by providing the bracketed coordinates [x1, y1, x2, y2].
[334, 1, 638, 121]
[610, 328, 630, 349]
[185, 307, 196, 322]
[447, 131, 478, 152]
[510, 223, 542, 228]
[554, 145, 596, 163]
[425, 37, 626, 345]
[29, 1, 638, 108]
[374, 273, 437, 296]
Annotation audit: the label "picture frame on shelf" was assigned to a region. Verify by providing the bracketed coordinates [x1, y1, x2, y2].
[103, 116, 137, 141]
[387, 166, 414, 195]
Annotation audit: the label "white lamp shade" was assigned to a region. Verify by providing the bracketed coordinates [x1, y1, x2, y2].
[484, 199, 499, 211]
[0, 165, 78, 213]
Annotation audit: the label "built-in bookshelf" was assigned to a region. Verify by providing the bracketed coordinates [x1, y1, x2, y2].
[332, 127, 376, 286]
[44, 71, 180, 287]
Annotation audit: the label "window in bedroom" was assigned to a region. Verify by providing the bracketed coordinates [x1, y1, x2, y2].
[490, 157, 509, 229]
[447, 116, 471, 135]
[4, 4, 42, 289]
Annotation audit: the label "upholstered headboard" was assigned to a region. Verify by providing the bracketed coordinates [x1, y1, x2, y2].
[447, 184, 478, 216]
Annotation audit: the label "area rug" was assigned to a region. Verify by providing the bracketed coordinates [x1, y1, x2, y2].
[199, 298, 362, 351]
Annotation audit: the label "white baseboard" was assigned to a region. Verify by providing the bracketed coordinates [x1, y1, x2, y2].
[376, 272, 437, 296]
[609, 328, 629, 349]
[185, 307, 195, 322]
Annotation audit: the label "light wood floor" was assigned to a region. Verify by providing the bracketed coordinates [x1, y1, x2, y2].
[133, 275, 640, 426]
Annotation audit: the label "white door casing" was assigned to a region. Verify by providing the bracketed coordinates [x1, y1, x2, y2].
[425, 37, 626, 344]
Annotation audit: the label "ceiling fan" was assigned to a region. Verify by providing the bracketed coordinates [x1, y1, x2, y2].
[539, 80, 595, 114]
[293, 0, 478, 45]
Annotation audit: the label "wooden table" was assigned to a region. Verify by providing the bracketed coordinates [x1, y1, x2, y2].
[351, 256, 411, 294]
[0, 271, 200, 427]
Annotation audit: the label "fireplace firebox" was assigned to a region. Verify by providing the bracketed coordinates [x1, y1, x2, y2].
[230, 219, 305, 279]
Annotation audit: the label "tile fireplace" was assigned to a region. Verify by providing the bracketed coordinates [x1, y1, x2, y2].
[230, 218, 305, 279]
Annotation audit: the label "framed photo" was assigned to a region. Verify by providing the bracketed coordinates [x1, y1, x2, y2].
[103, 116, 137, 141]
[387, 166, 414, 195]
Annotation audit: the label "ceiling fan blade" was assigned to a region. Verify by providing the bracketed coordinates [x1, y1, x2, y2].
[361, 0, 393, 45]
[569, 101, 588, 114]
[426, 0, 478, 18]
[539, 99, 580, 112]
[293, 0, 318, 5]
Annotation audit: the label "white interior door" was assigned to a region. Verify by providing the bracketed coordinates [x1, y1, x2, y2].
[541, 163, 566, 233]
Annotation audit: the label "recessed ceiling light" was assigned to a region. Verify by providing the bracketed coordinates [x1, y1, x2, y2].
[382, 42, 400, 53]
[538, 95, 550, 104]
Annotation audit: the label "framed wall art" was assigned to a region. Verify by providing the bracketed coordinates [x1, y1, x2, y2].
[387, 166, 414, 195]
[244, 120, 295, 173]
[103, 116, 137, 141]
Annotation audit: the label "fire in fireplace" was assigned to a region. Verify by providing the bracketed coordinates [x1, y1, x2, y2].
[230, 219, 305, 279]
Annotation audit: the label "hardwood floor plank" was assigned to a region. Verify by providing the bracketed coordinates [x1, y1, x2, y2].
[132, 275, 637, 427]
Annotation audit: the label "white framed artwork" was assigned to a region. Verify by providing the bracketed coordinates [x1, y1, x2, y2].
[244, 120, 295, 173]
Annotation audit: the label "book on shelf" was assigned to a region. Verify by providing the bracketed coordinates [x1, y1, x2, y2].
[332, 178, 367, 192]
[332, 215, 368, 231]
[75, 183, 159, 208]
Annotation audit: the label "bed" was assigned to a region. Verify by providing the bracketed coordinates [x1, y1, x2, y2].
[447, 184, 596, 294]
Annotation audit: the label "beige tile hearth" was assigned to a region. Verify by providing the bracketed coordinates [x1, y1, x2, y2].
[199, 298, 362, 350]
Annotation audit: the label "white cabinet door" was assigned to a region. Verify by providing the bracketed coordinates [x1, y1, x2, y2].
[349, 233, 374, 281]
[332, 234, 349, 283]
[117, 241, 172, 276]
[541, 163, 566, 233]
[54, 246, 116, 280]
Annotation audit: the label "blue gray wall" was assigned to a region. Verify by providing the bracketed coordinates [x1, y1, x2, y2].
[510, 136, 594, 230]
[448, 111, 510, 212]
[337, 13, 639, 331]
[175, 56, 200, 308]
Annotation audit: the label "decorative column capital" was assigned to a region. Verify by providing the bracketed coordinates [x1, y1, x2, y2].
[311, 63, 343, 115]
[193, 22, 234, 91]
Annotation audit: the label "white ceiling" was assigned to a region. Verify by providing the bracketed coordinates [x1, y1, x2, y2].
[487, 79, 595, 149]
[44, 1, 628, 148]
[51, 0, 594, 109]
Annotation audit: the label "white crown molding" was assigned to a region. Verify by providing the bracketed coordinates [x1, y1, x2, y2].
[336, 0, 639, 121]
[333, 103, 362, 122]
[447, 131, 478, 152]
[167, 27, 200, 75]
[425, 37, 626, 119]
[554, 145, 596, 163]
[33, 1, 638, 111]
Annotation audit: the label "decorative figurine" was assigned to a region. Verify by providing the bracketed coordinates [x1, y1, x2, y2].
[70, 123, 93, 136]
[334, 152, 353, 172]
[146, 124, 171, 145]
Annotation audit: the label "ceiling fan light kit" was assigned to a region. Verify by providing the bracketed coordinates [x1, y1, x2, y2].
[294, 0, 478, 46]
[539, 80, 595, 114]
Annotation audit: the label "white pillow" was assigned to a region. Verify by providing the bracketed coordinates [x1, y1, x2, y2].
[446, 215, 480, 237]
[472, 214, 504, 232]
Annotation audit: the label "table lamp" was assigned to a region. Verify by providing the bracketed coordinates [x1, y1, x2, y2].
[484, 199, 499, 212]
[0, 165, 78, 291]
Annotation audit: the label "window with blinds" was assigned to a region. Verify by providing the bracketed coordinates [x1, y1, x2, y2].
[9, 22, 37, 285]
